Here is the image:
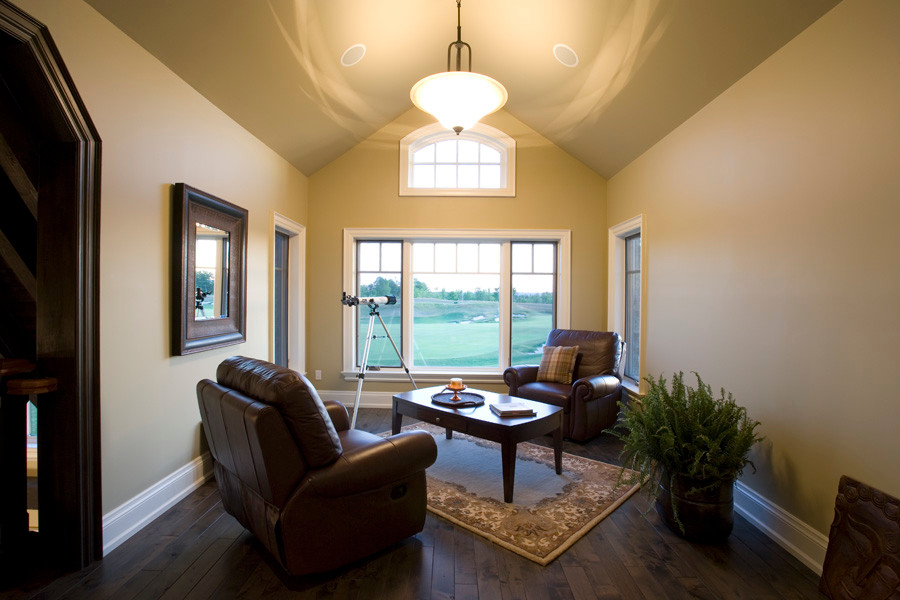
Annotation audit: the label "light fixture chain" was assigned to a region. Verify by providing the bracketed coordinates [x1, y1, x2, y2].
[446, 0, 471, 72]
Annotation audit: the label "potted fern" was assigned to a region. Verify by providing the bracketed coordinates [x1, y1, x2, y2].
[607, 372, 764, 542]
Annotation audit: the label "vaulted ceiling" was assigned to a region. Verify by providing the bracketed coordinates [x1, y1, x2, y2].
[83, 0, 840, 179]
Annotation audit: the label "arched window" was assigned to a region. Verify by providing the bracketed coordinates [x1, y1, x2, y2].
[399, 123, 516, 196]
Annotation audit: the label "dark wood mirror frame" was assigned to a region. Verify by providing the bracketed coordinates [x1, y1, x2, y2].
[172, 183, 247, 355]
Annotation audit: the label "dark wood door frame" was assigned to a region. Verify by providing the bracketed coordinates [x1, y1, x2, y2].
[0, 1, 101, 569]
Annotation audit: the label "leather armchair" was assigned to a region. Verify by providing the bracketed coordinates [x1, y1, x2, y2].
[197, 356, 437, 575]
[504, 329, 624, 442]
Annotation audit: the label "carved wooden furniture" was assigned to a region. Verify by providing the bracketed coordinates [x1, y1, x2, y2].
[820, 475, 900, 599]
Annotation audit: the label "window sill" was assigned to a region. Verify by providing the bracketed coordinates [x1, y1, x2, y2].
[622, 378, 642, 398]
[341, 370, 506, 385]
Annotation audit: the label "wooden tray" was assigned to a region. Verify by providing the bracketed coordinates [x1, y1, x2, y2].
[431, 391, 485, 408]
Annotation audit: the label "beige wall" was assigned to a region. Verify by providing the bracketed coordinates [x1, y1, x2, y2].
[16, 0, 309, 513]
[608, 0, 900, 533]
[22, 0, 892, 546]
[307, 109, 607, 393]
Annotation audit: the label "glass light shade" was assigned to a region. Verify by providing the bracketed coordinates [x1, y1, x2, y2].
[410, 71, 508, 133]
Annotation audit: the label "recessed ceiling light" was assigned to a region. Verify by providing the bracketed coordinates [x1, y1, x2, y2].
[553, 44, 579, 68]
[341, 44, 366, 67]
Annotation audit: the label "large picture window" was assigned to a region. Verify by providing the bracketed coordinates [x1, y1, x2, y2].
[343, 229, 570, 382]
[412, 241, 501, 367]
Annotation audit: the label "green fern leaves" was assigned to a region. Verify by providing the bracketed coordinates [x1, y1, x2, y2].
[608, 371, 764, 497]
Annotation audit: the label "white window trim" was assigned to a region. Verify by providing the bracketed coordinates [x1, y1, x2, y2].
[272, 213, 306, 374]
[608, 214, 646, 395]
[399, 122, 516, 197]
[342, 228, 570, 383]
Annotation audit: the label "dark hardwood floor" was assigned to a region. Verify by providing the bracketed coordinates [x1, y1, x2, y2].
[5, 409, 824, 599]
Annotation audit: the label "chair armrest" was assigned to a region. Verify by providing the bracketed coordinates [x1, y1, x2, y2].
[504, 365, 539, 394]
[573, 374, 621, 402]
[298, 431, 437, 497]
[323, 400, 350, 431]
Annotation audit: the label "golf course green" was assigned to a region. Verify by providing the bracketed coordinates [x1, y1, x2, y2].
[357, 298, 552, 368]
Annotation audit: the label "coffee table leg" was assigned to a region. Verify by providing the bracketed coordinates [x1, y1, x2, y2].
[501, 441, 517, 503]
[553, 425, 563, 475]
[391, 401, 402, 434]
[446, 428, 453, 440]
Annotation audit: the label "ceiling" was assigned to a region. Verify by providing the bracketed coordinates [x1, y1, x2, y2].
[83, 0, 840, 179]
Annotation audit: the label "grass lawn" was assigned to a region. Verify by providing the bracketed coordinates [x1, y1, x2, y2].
[359, 300, 552, 368]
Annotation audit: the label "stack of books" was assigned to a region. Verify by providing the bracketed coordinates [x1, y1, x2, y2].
[489, 401, 536, 418]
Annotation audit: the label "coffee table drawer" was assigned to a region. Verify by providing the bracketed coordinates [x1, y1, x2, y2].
[406, 404, 468, 432]
[430, 413, 469, 433]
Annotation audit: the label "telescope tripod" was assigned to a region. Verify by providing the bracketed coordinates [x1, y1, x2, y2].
[350, 303, 416, 429]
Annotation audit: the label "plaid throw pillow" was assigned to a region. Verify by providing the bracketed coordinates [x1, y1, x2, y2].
[536, 345, 579, 384]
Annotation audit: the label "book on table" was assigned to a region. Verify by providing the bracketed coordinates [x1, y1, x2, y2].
[489, 401, 536, 417]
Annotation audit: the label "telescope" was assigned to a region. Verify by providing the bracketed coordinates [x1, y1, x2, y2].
[340, 291, 414, 429]
[341, 292, 397, 307]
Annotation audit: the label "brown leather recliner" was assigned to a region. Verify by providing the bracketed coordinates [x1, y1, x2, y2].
[504, 329, 624, 442]
[196, 356, 437, 576]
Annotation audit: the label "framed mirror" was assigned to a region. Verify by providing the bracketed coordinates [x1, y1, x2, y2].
[172, 183, 247, 355]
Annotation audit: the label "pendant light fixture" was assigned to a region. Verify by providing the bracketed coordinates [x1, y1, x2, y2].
[410, 0, 508, 135]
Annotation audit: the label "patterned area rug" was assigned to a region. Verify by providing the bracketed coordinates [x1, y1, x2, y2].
[392, 422, 640, 565]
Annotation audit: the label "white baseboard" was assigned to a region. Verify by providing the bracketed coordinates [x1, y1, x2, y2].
[102, 452, 214, 555]
[734, 481, 829, 574]
[318, 389, 395, 410]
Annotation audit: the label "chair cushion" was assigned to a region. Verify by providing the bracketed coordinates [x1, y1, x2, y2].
[216, 356, 342, 468]
[547, 329, 621, 379]
[516, 381, 572, 408]
[536, 345, 579, 384]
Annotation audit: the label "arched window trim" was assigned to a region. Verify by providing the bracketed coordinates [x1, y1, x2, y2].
[399, 122, 516, 197]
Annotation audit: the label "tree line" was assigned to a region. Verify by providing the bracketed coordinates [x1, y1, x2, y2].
[360, 276, 552, 304]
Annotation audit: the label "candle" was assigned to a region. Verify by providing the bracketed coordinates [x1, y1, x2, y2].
[449, 378, 464, 390]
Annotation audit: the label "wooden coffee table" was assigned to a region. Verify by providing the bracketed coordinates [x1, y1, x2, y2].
[392, 386, 564, 503]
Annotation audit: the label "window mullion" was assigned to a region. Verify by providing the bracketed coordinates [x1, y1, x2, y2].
[498, 241, 511, 368]
[402, 240, 414, 367]
[342, 231, 357, 373]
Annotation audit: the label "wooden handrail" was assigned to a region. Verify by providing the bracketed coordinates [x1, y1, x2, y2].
[0, 358, 35, 377]
[7, 377, 57, 396]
